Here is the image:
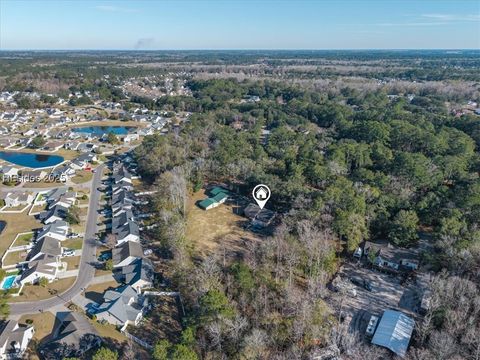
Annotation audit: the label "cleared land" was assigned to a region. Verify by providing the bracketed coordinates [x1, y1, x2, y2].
[9, 277, 75, 302]
[185, 189, 260, 257]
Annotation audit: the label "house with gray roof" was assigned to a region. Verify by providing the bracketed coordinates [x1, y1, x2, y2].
[37, 220, 69, 242]
[39, 312, 101, 360]
[95, 285, 146, 330]
[121, 258, 154, 292]
[28, 237, 61, 262]
[112, 241, 143, 268]
[113, 220, 139, 245]
[39, 205, 68, 224]
[0, 320, 34, 360]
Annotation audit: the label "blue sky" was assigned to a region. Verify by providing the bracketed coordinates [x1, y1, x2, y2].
[0, 0, 478, 49]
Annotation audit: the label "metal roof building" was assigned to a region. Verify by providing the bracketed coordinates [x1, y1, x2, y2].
[371, 310, 415, 358]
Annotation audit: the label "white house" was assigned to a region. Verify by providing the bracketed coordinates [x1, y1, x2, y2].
[37, 220, 69, 242]
[19, 255, 60, 285]
[0, 320, 34, 360]
[3, 192, 34, 207]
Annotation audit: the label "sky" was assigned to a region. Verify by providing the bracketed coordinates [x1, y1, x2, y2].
[0, 0, 479, 50]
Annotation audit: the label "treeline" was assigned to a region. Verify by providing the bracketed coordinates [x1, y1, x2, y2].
[134, 78, 480, 359]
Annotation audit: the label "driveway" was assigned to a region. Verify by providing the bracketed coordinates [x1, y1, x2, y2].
[8, 164, 106, 316]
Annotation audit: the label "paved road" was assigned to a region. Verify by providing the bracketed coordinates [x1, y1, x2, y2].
[9, 164, 106, 316]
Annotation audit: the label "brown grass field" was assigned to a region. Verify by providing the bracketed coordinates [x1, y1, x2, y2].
[185, 189, 261, 258]
[0, 211, 42, 259]
[10, 277, 76, 302]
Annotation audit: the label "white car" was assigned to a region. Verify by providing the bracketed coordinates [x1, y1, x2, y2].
[63, 249, 75, 257]
[366, 315, 379, 336]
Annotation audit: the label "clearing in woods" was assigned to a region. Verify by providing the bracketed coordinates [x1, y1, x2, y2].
[185, 189, 260, 258]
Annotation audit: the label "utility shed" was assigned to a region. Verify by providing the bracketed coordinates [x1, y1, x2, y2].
[371, 310, 415, 358]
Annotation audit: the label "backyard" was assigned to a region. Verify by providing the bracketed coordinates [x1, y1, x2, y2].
[0, 211, 41, 259]
[71, 170, 93, 184]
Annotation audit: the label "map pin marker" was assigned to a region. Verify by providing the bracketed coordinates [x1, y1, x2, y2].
[253, 184, 271, 209]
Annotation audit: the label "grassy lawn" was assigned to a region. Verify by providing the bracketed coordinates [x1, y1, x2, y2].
[0, 211, 41, 257]
[62, 238, 83, 250]
[12, 232, 34, 247]
[64, 255, 81, 270]
[3, 250, 28, 266]
[30, 204, 46, 213]
[2, 204, 28, 211]
[71, 170, 93, 184]
[19, 312, 56, 341]
[84, 280, 118, 304]
[185, 189, 260, 257]
[94, 268, 112, 277]
[90, 320, 128, 343]
[9, 277, 76, 302]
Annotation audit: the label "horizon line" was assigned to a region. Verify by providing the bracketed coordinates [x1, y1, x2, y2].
[0, 48, 479, 52]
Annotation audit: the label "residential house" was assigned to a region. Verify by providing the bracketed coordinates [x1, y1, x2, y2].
[39, 312, 101, 360]
[48, 191, 76, 209]
[3, 192, 34, 207]
[39, 205, 68, 224]
[28, 237, 61, 262]
[112, 241, 143, 268]
[121, 258, 154, 292]
[37, 220, 69, 242]
[51, 164, 75, 181]
[0, 320, 34, 360]
[363, 241, 419, 272]
[198, 187, 229, 211]
[113, 220, 140, 245]
[95, 285, 146, 330]
[243, 203, 276, 228]
[0, 166, 19, 179]
[19, 254, 60, 285]
[42, 141, 64, 152]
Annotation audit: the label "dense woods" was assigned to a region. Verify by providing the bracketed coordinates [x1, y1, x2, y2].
[133, 77, 480, 359]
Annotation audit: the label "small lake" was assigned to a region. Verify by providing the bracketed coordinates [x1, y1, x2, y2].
[72, 126, 135, 136]
[0, 151, 64, 168]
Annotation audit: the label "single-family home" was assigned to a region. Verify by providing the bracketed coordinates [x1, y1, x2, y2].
[39, 312, 101, 360]
[37, 220, 69, 242]
[48, 191, 76, 209]
[0, 320, 34, 360]
[42, 141, 64, 152]
[243, 203, 276, 228]
[19, 254, 60, 285]
[3, 192, 34, 208]
[112, 241, 144, 268]
[0, 166, 19, 179]
[363, 241, 419, 272]
[95, 285, 146, 330]
[39, 205, 69, 224]
[28, 237, 62, 262]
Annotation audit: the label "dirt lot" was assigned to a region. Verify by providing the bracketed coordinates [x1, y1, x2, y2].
[185, 189, 261, 258]
[326, 261, 426, 334]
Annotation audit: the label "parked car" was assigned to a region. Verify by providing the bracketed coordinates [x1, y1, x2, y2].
[67, 233, 80, 239]
[98, 252, 112, 261]
[350, 277, 373, 291]
[366, 315, 379, 336]
[143, 249, 153, 256]
[63, 249, 75, 257]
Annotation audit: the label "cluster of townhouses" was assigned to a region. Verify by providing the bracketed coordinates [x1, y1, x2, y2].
[91, 161, 154, 331]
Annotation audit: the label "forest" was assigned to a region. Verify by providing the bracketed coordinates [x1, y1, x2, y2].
[133, 76, 480, 359]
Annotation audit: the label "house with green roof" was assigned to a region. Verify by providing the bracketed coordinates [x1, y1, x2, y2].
[197, 187, 229, 210]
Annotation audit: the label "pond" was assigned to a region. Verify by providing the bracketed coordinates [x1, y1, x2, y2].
[0, 151, 64, 168]
[72, 126, 135, 136]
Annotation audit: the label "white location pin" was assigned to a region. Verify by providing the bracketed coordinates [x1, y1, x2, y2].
[252, 184, 271, 209]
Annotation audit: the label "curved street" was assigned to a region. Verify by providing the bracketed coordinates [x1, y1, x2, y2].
[8, 164, 106, 316]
